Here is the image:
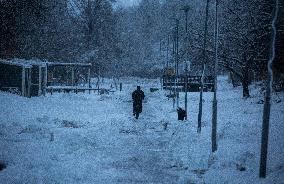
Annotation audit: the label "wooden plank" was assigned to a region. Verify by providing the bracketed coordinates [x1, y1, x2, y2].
[46, 87, 114, 94]
[47, 62, 91, 67]
[46, 86, 100, 91]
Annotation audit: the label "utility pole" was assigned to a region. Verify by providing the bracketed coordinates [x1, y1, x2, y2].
[198, 0, 210, 133]
[211, 0, 218, 153]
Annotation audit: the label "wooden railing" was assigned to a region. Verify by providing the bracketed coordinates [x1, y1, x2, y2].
[162, 75, 215, 92]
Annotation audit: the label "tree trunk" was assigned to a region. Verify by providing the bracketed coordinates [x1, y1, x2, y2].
[242, 76, 250, 98]
[230, 72, 238, 87]
[242, 55, 250, 98]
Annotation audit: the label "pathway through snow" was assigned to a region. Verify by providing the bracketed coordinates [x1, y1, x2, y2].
[0, 76, 283, 184]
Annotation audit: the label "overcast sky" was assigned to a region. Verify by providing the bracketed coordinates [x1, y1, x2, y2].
[116, 0, 141, 7]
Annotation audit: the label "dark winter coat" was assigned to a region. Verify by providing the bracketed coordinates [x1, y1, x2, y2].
[132, 89, 145, 113]
[177, 107, 186, 120]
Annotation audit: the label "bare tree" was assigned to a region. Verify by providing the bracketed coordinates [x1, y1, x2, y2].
[198, 0, 210, 133]
[218, 0, 273, 98]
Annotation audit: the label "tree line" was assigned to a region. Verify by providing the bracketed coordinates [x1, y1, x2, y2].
[117, 0, 283, 94]
[0, 0, 283, 92]
[0, 0, 119, 75]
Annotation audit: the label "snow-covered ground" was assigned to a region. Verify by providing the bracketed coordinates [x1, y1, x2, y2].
[0, 76, 283, 184]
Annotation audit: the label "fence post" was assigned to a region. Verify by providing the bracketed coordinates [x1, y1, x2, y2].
[22, 67, 26, 97]
[27, 68, 31, 98]
[71, 66, 74, 86]
[185, 75, 188, 120]
[38, 66, 42, 96]
[88, 68, 91, 94]
[43, 65, 48, 96]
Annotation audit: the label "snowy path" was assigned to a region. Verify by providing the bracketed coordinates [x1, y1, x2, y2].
[89, 93, 189, 183]
[0, 77, 283, 184]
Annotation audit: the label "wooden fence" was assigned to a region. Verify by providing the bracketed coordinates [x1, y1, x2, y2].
[162, 75, 215, 92]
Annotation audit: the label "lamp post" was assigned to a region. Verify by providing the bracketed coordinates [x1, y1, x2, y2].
[212, 0, 219, 153]
[175, 19, 180, 108]
[171, 18, 180, 108]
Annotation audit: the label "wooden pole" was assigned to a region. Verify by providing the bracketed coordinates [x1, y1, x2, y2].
[27, 68, 31, 98]
[43, 65, 48, 96]
[176, 19, 179, 108]
[173, 31, 176, 109]
[185, 75, 188, 120]
[88, 67, 91, 94]
[198, 0, 210, 133]
[38, 66, 42, 96]
[259, 0, 278, 178]
[165, 35, 170, 91]
[71, 67, 75, 86]
[22, 67, 26, 97]
[97, 68, 100, 95]
[198, 65, 205, 133]
[183, 6, 190, 120]
[160, 77, 163, 90]
[211, 0, 219, 153]
[166, 35, 169, 68]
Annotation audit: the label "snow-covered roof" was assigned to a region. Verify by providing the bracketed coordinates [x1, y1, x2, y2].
[0, 59, 46, 68]
[0, 59, 91, 68]
[46, 62, 91, 67]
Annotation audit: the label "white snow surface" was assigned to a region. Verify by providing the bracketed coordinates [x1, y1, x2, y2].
[0, 76, 283, 184]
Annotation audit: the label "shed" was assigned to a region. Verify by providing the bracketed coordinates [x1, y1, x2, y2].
[0, 59, 47, 97]
[46, 62, 92, 93]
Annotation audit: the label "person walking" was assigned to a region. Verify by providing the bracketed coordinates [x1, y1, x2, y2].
[132, 86, 145, 119]
[177, 107, 186, 121]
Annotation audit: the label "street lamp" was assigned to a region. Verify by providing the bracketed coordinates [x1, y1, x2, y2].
[212, 0, 219, 153]
[169, 17, 180, 108]
[180, 6, 190, 33]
